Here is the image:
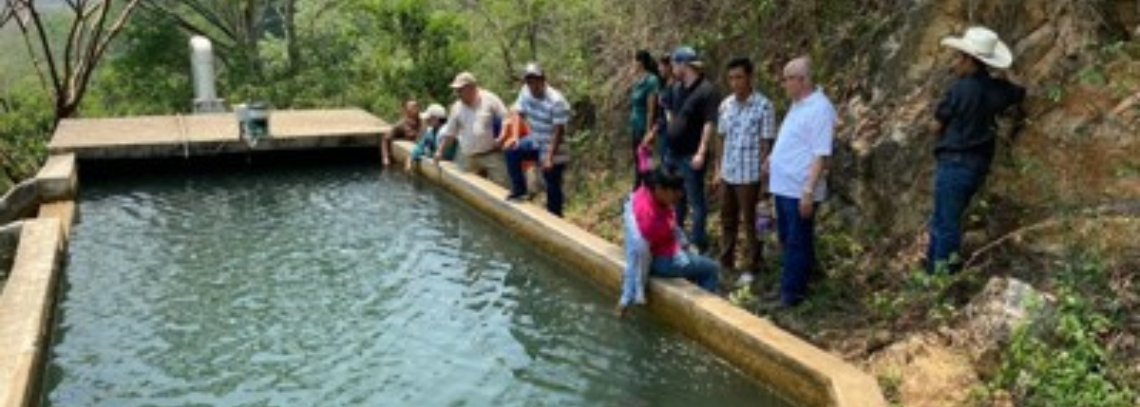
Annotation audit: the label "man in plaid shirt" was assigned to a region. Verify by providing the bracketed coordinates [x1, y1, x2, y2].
[715, 57, 776, 286]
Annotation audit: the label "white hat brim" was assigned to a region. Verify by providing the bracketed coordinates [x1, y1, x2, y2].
[940, 37, 1014, 69]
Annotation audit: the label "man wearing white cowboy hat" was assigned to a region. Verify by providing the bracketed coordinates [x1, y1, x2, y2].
[926, 26, 1026, 273]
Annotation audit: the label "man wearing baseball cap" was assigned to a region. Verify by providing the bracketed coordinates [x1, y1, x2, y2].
[927, 26, 1026, 273]
[504, 62, 572, 216]
[663, 46, 720, 254]
[435, 71, 511, 186]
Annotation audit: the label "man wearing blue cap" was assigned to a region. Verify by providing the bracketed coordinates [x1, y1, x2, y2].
[664, 46, 720, 254]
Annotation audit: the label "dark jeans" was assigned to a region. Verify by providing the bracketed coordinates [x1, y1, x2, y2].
[775, 195, 816, 306]
[665, 153, 708, 252]
[505, 139, 567, 217]
[926, 158, 988, 273]
[720, 182, 762, 272]
[651, 251, 720, 292]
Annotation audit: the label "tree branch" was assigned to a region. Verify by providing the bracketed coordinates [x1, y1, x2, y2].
[462, 0, 518, 79]
[70, 0, 113, 96]
[142, 0, 240, 46]
[964, 204, 1140, 270]
[62, 0, 95, 96]
[69, 0, 143, 115]
[0, 1, 13, 29]
[23, 1, 64, 97]
[10, 2, 51, 95]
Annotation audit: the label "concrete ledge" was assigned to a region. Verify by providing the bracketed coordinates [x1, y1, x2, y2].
[34, 154, 77, 203]
[0, 219, 63, 407]
[37, 201, 77, 244]
[395, 141, 886, 407]
[48, 109, 390, 160]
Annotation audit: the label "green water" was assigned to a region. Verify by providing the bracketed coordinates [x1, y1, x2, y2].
[44, 162, 791, 407]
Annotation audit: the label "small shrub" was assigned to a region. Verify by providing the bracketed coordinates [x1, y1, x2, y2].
[994, 256, 1136, 407]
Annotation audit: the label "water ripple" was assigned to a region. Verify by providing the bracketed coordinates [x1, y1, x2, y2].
[46, 164, 788, 407]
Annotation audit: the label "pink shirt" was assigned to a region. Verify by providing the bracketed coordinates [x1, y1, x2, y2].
[633, 186, 681, 257]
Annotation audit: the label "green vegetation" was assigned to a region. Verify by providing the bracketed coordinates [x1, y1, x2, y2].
[991, 251, 1136, 407]
[1, 1, 1138, 405]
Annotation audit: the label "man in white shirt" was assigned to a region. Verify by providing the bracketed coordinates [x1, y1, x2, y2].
[435, 72, 509, 187]
[766, 57, 835, 308]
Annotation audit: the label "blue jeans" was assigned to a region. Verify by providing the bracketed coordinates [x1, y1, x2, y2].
[775, 195, 816, 306]
[926, 158, 988, 273]
[651, 251, 719, 292]
[666, 153, 708, 252]
[505, 139, 567, 216]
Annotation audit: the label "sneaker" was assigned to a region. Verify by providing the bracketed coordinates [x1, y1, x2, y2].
[735, 272, 755, 287]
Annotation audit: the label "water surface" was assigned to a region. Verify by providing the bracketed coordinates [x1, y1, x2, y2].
[45, 162, 791, 407]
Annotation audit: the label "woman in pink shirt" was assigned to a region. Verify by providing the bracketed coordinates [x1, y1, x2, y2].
[633, 168, 720, 292]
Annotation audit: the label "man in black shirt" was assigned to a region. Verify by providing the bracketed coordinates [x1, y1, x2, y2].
[664, 46, 720, 253]
[928, 27, 1026, 273]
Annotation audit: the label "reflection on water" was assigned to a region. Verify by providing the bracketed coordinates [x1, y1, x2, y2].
[44, 163, 791, 407]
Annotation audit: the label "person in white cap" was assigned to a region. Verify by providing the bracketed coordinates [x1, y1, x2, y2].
[927, 26, 1026, 273]
[504, 62, 572, 216]
[406, 103, 455, 172]
[435, 72, 510, 186]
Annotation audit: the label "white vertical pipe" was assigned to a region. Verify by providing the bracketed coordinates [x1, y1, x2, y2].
[189, 35, 217, 103]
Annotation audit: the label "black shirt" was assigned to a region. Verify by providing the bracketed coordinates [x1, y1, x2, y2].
[666, 76, 719, 157]
[934, 70, 1025, 162]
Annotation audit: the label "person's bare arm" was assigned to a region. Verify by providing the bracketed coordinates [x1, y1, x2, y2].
[691, 121, 715, 170]
[645, 92, 658, 139]
[381, 134, 391, 166]
[641, 95, 658, 149]
[799, 156, 827, 218]
[434, 115, 458, 164]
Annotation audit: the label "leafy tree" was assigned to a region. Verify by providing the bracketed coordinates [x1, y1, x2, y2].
[4, 0, 144, 124]
[81, 11, 193, 116]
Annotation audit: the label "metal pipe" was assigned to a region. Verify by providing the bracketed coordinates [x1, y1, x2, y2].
[190, 35, 225, 113]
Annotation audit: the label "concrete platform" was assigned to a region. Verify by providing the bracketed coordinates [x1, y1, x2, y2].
[49, 109, 390, 159]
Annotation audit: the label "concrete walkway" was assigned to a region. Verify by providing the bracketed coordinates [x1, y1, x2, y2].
[49, 109, 389, 159]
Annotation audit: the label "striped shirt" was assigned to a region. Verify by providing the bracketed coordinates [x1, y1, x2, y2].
[717, 92, 776, 184]
[515, 85, 572, 164]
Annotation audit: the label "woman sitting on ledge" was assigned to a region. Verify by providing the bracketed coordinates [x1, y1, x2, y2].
[620, 167, 720, 316]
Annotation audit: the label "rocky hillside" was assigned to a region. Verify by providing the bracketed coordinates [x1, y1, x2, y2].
[566, 1, 1140, 406]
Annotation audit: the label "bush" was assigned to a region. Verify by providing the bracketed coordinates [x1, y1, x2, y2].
[995, 254, 1137, 407]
